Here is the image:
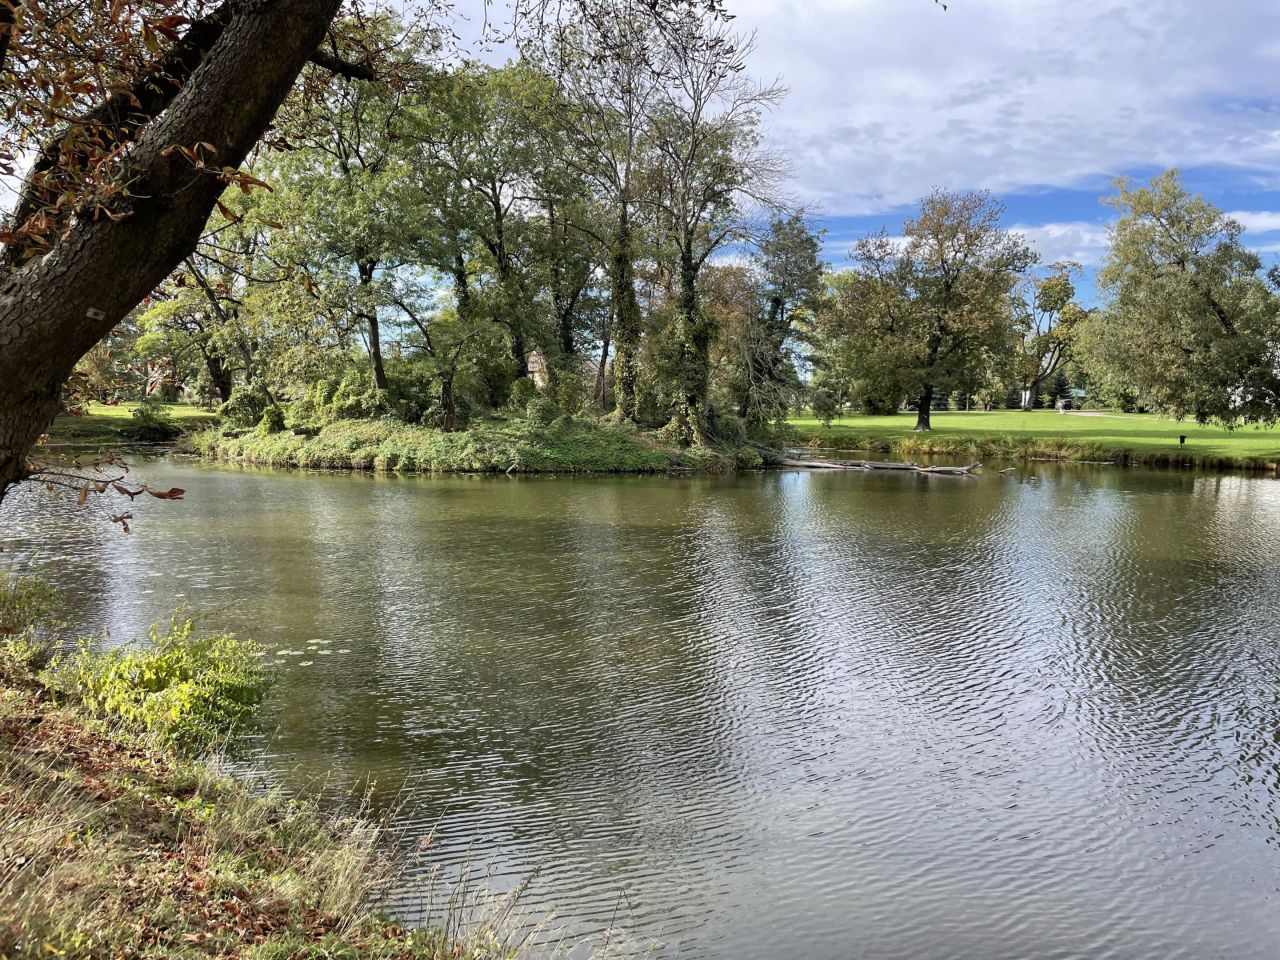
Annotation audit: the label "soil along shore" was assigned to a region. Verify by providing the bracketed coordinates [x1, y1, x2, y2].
[192, 417, 780, 475]
[0, 577, 523, 960]
[789, 411, 1280, 473]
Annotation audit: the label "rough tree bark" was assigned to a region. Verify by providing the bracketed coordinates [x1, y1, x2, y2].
[914, 330, 944, 432]
[0, 0, 344, 503]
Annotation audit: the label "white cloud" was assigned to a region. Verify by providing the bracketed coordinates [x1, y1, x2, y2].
[1226, 211, 1280, 234]
[1011, 221, 1111, 266]
[727, 0, 1280, 215]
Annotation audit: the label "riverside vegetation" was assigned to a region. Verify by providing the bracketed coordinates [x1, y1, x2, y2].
[0, 573, 529, 960]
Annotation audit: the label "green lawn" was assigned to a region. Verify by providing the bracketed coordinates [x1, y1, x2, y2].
[788, 410, 1280, 469]
[45, 401, 217, 445]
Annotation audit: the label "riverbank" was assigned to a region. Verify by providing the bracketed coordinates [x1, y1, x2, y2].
[789, 410, 1280, 472]
[0, 581, 519, 959]
[192, 416, 779, 475]
[44, 402, 217, 447]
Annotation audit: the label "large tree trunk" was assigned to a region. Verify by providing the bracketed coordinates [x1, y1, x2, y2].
[0, 0, 343, 503]
[915, 383, 935, 431]
[914, 330, 943, 432]
[203, 349, 234, 405]
[440, 375, 457, 433]
[366, 312, 389, 391]
[610, 209, 641, 422]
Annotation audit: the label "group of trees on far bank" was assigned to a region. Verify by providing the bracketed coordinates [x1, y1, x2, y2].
[807, 170, 1280, 431]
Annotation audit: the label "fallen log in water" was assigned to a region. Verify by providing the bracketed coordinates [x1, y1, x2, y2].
[914, 462, 982, 475]
[782, 458, 981, 476]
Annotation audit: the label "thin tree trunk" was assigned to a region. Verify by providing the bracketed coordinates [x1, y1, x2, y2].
[595, 305, 612, 409]
[610, 209, 641, 421]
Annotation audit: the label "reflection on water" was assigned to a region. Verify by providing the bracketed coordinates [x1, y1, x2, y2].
[4, 459, 1280, 959]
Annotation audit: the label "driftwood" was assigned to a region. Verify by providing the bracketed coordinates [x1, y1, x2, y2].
[782, 457, 981, 476]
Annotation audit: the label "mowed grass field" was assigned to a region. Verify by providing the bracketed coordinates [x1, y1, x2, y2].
[44, 401, 217, 445]
[789, 410, 1280, 469]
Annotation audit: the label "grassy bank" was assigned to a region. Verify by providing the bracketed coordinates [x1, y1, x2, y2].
[194, 416, 777, 475]
[0, 580, 522, 959]
[45, 402, 217, 447]
[789, 410, 1280, 472]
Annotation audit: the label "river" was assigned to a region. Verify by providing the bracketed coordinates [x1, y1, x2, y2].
[4, 457, 1280, 959]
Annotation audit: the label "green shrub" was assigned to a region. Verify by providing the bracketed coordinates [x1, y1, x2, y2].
[258, 404, 287, 434]
[508, 377, 538, 410]
[554, 373, 590, 414]
[219, 387, 269, 429]
[0, 572, 63, 674]
[811, 388, 839, 427]
[130, 398, 181, 441]
[44, 618, 270, 752]
[525, 396, 557, 427]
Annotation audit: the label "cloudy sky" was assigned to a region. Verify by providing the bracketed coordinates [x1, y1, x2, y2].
[715, 0, 1280, 292]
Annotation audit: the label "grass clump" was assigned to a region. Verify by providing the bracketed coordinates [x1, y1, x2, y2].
[195, 416, 678, 475]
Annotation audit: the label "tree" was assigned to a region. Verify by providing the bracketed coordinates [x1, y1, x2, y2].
[0, 0, 350, 502]
[1081, 170, 1280, 425]
[824, 190, 1035, 431]
[531, 5, 671, 421]
[645, 25, 785, 442]
[1013, 262, 1085, 410]
[713, 213, 824, 430]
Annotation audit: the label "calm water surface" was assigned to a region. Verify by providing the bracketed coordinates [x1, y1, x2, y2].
[4, 458, 1280, 959]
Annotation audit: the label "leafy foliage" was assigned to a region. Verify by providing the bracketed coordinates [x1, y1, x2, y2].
[1080, 170, 1280, 426]
[130, 396, 182, 441]
[44, 619, 270, 752]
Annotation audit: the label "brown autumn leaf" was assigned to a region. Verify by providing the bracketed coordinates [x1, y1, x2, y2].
[146, 487, 186, 500]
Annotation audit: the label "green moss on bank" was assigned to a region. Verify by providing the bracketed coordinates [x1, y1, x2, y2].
[194, 417, 776, 475]
[789, 411, 1280, 473]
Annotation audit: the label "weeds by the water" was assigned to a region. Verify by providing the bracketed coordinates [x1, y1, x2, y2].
[194, 416, 774, 476]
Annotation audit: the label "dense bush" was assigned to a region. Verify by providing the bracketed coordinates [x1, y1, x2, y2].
[44, 618, 270, 752]
[130, 397, 181, 441]
[811, 387, 839, 426]
[526, 396, 557, 427]
[291, 370, 393, 426]
[508, 377, 538, 411]
[258, 404, 287, 434]
[0, 572, 63, 674]
[218, 387, 269, 429]
[554, 373, 590, 414]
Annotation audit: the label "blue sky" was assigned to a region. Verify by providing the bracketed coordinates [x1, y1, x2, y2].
[719, 0, 1280, 301]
